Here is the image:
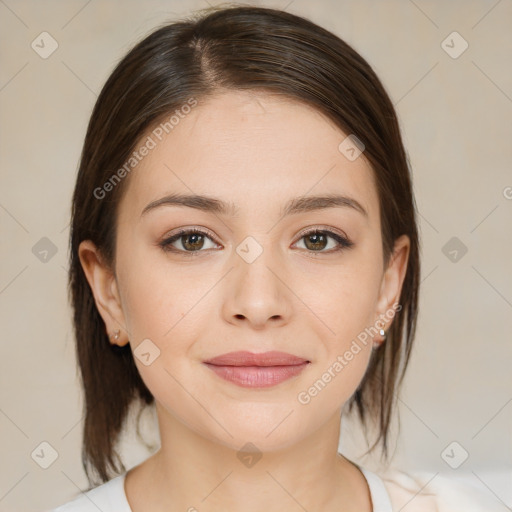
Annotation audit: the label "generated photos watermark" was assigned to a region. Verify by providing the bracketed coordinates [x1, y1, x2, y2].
[297, 302, 402, 405]
[93, 97, 198, 200]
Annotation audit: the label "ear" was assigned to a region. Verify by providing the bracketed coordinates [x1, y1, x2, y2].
[373, 234, 410, 342]
[78, 240, 130, 347]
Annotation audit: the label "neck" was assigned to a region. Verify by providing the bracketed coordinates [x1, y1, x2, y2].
[125, 405, 372, 512]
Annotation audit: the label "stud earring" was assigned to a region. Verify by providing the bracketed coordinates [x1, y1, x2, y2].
[373, 328, 386, 349]
[110, 329, 120, 341]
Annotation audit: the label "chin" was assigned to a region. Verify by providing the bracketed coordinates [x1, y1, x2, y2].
[201, 411, 310, 454]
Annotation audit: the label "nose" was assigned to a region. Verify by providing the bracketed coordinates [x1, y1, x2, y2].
[221, 247, 291, 329]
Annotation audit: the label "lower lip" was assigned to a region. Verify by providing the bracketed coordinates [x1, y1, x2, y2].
[203, 362, 309, 388]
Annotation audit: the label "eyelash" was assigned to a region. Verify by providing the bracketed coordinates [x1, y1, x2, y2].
[158, 227, 354, 257]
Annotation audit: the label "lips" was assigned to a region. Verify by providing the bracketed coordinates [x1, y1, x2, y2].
[202, 351, 310, 388]
[203, 351, 309, 367]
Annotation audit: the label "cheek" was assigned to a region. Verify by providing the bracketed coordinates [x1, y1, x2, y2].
[296, 256, 382, 395]
[297, 349, 372, 415]
[295, 256, 382, 345]
[295, 274, 378, 412]
[115, 241, 217, 392]
[115, 239, 191, 342]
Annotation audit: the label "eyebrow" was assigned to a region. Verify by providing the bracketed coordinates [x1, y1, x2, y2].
[140, 192, 368, 219]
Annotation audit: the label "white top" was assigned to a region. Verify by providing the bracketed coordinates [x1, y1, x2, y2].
[49, 466, 392, 512]
[48, 466, 510, 511]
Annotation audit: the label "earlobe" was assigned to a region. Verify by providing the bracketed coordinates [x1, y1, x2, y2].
[374, 234, 410, 337]
[78, 240, 130, 347]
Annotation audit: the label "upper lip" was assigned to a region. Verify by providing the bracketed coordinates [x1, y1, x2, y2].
[203, 351, 310, 367]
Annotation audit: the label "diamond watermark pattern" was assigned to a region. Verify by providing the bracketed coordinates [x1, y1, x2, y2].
[338, 134, 365, 161]
[236, 236, 263, 264]
[31, 32, 59, 59]
[31, 441, 59, 469]
[237, 442, 263, 468]
[441, 441, 469, 469]
[134, 338, 161, 366]
[442, 236, 468, 263]
[32, 237, 58, 263]
[441, 31, 468, 59]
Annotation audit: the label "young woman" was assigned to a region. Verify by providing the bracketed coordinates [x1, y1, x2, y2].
[50, 5, 506, 512]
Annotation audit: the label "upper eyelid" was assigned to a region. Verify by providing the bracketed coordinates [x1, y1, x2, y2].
[295, 225, 349, 239]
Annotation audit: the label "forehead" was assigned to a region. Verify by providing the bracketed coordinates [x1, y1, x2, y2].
[118, 90, 379, 223]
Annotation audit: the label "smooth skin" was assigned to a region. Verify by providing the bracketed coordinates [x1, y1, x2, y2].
[79, 90, 410, 512]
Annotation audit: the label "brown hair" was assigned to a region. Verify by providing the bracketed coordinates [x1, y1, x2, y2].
[69, 4, 420, 487]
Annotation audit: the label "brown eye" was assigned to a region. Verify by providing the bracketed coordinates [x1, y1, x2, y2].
[159, 229, 218, 255]
[180, 232, 206, 251]
[304, 232, 328, 251]
[295, 229, 354, 254]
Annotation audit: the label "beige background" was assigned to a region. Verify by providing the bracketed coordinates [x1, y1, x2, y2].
[1, 0, 511, 510]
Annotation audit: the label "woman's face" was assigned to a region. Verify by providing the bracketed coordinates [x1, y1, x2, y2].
[81, 90, 409, 452]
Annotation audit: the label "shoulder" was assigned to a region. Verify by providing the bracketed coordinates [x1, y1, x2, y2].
[380, 469, 510, 511]
[46, 474, 130, 512]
